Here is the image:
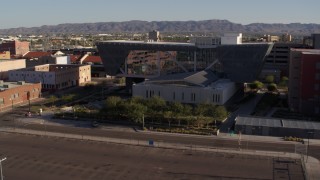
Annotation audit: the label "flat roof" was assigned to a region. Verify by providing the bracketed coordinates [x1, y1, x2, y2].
[236, 116, 320, 130]
[100, 40, 196, 47]
[0, 59, 25, 62]
[0, 81, 37, 91]
[292, 48, 320, 54]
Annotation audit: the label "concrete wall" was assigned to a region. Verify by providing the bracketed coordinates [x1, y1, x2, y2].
[55, 56, 70, 64]
[221, 33, 242, 45]
[133, 82, 237, 105]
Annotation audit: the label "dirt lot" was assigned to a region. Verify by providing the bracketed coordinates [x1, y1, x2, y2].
[0, 133, 304, 180]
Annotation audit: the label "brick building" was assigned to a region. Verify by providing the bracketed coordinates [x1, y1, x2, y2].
[0, 40, 30, 56]
[289, 49, 320, 115]
[0, 81, 41, 111]
[8, 64, 91, 90]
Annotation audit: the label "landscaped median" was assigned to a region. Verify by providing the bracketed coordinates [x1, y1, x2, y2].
[284, 136, 304, 143]
[51, 96, 228, 136]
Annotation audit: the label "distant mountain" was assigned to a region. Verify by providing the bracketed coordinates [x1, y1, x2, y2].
[0, 20, 319, 35]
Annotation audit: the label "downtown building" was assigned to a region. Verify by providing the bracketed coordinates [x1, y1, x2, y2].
[8, 64, 91, 90]
[97, 35, 273, 104]
[288, 49, 320, 116]
[0, 81, 41, 111]
[0, 59, 26, 80]
[0, 40, 29, 57]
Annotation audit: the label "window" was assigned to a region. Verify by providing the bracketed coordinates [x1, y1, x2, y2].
[0, 98, 4, 104]
[316, 73, 320, 80]
[315, 84, 320, 91]
[213, 94, 215, 102]
[146, 90, 148, 98]
[173, 92, 175, 100]
[216, 94, 220, 103]
[182, 93, 184, 100]
[191, 93, 196, 101]
[317, 63, 320, 69]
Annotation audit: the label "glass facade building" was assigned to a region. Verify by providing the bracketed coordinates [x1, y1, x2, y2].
[97, 41, 273, 83]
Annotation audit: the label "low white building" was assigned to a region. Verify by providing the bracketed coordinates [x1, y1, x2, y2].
[221, 33, 242, 45]
[133, 70, 237, 105]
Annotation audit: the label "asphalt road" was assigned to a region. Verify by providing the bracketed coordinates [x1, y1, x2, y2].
[0, 133, 304, 180]
[1, 101, 320, 161]
[3, 121, 320, 160]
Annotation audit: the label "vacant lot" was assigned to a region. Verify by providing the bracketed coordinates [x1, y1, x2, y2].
[0, 133, 304, 180]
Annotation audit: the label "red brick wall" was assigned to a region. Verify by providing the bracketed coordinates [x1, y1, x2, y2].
[0, 83, 41, 111]
[0, 41, 29, 56]
[300, 54, 320, 100]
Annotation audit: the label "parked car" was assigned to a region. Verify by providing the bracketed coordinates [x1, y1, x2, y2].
[91, 121, 99, 128]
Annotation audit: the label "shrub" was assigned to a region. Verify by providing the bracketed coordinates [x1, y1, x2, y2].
[267, 83, 277, 92]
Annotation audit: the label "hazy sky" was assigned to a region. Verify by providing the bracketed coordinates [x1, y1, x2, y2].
[0, 0, 319, 29]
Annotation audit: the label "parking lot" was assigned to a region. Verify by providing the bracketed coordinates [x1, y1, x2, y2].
[0, 133, 304, 180]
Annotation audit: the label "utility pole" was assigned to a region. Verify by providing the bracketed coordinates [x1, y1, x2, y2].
[306, 132, 314, 162]
[0, 157, 7, 180]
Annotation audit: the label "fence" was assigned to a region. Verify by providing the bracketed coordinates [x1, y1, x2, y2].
[0, 126, 300, 159]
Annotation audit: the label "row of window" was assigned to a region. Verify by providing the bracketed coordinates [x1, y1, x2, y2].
[145, 90, 221, 103]
[10, 73, 52, 77]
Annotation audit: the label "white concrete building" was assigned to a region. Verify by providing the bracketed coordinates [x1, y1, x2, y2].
[190, 37, 220, 46]
[221, 33, 242, 45]
[133, 70, 237, 105]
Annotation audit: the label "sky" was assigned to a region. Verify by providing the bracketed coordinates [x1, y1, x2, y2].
[0, 0, 319, 29]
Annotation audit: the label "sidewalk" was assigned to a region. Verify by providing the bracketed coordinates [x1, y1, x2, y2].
[218, 132, 320, 146]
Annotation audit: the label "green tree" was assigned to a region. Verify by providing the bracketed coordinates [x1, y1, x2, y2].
[195, 116, 205, 128]
[145, 96, 166, 121]
[194, 103, 208, 116]
[104, 96, 122, 118]
[48, 95, 57, 107]
[182, 104, 193, 116]
[249, 80, 264, 90]
[163, 110, 174, 128]
[170, 102, 184, 126]
[125, 102, 147, 123]
[202, 116, 214, 128]
[267, 83, 278, 92]
[212, 106, 228, 121]
[105, 96, 122, 109]
[265, 75, 274, 83]
[278, 76, 289, 88]
[61, 94, 76, 103]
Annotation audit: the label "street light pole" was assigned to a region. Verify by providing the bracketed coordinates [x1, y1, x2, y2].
[306, 131, 314, 162]
[0, 157, 7, 180]
[26, 91, 31, 112]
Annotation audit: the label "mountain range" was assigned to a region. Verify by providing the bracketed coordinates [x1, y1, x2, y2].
[0, 19, 319, 35]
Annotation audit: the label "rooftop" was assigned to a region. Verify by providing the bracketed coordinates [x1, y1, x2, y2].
[292, 48, 320, 54]
[0, 81, 36, 91]
[23, 51, 52, 59]
[83, 55, 102, 64]
[101, 40, 195, 47]
[236, 116, 320, 130]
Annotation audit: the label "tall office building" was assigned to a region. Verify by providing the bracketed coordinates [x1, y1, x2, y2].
[288, 49, 320, 115]
[312, 34, 320, 49]
[148, 30, 160, 42]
